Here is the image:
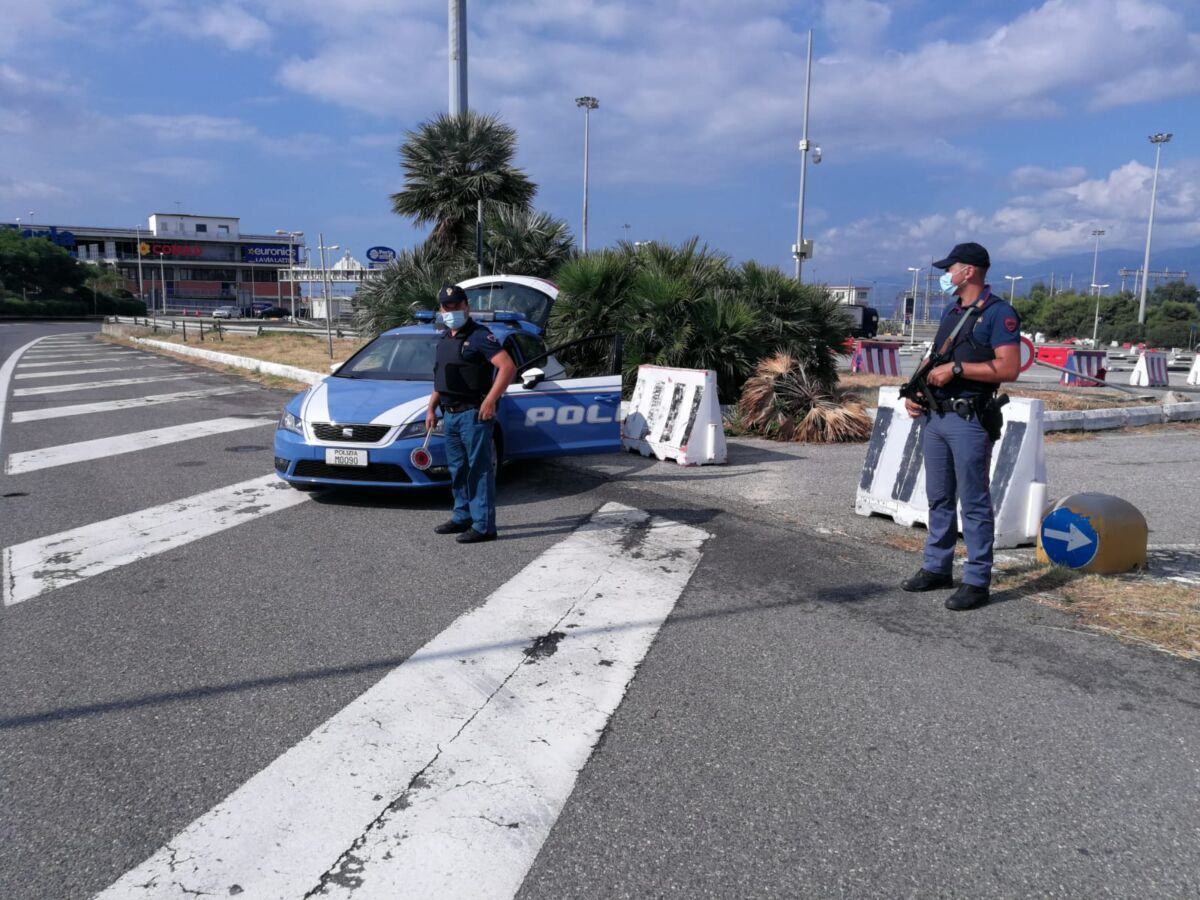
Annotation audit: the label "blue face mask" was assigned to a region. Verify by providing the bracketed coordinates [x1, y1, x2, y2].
[440, 309, 467, 329]
[939, 271, 957, 295]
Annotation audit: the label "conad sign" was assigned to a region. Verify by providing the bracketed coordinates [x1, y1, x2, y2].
[139, 242, 203, 257]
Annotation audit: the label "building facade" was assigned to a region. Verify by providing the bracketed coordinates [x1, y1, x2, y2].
[4, 215, 305, 314]
[827, 284, 872, 306]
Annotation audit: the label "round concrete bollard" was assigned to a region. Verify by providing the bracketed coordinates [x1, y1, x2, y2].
[1036, 493, 1148, 574]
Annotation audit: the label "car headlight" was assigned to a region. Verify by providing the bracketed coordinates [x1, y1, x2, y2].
[278, 410, 304, 434]
[397, 419, 442, 440]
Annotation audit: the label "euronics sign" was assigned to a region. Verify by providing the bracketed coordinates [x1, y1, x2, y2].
[242, 245, 298, 264]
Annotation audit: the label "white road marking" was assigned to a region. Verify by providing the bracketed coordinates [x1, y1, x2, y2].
[18, 357, 147, 368]
[2, 475, 309, 606]
[4, 416, 273, 474]
[10, 386, 250, 423]
[20, 351, 136, 360]
[12, 374, 206, 396]
[0, 336, 46, 460]
[96, 503, 709, 900]
[14, 365, 174, 380]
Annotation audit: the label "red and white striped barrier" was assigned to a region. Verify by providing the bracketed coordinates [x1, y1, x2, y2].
[850, 340, 901, 376]
[1060, 349, 1107, 386]
[1187, 355, 1199, 386]
[1129, 350, 1170, 387]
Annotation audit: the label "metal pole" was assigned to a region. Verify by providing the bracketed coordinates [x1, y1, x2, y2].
[158, 253, 166, 314]
[794, 28, 813, 282]
[476, 197, 484, 275]
[134, 225, 145, 308]
[448, 0, 467, 115]
[319, 232, 332, 358]
[1090, 229, 1104, 297]
[1139, 134, 1171, 324]
[907, 267, 919, 344]
[582, 106, 590, 253]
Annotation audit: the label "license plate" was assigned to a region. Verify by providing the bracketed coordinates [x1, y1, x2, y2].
[325, 448, 367, 467]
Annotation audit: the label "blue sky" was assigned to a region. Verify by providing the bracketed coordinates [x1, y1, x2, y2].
[2, 0, 1198, 291]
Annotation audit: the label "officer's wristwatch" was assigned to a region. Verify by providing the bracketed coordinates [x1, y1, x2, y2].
[951, 361, 964, 378]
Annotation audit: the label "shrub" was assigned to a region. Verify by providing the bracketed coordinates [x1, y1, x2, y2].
[738, 352, 872, 443]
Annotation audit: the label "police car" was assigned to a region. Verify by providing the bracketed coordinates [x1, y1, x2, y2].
[273, 275, 623, 489]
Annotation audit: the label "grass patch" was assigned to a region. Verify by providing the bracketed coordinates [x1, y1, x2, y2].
[994, 560, 1200, 660]
[107, 326, 362, 373]
[839, 372, 1157, 412]
[99, 331, 319, 394]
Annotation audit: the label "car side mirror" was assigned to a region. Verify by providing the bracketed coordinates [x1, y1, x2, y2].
[521, 367, 545, 390]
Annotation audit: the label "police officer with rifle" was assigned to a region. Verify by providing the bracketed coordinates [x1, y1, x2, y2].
[900, 243, 1022, 610]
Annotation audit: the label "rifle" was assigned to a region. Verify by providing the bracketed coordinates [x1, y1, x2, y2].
[898, 296, 988, 411]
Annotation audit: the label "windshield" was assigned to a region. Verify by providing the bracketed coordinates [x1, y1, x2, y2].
[464, 283, 553, 326]
[335, 334, 439, 381]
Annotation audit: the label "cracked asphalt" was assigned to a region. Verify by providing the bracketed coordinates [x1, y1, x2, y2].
[2, 321, 1198, 898]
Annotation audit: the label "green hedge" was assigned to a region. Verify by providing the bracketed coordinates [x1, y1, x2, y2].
[0, 295, 147, 317]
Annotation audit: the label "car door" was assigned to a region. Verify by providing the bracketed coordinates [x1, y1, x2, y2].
[502, 333, 623, 458]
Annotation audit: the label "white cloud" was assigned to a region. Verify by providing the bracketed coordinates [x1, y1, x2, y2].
[1010, 165, 1089, 190]
[0, 175, 67, 203]
[822, 0, 891, 49]
[126, 114, 258, 142]
[139, 2, 270, 51]
[134, 156, 221, 183]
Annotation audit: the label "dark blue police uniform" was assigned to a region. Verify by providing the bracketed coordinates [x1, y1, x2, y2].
[922, 287, 1021, 587]
[434, 317, 502, 535]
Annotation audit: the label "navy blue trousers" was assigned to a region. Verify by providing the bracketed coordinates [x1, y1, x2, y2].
[443, 409, 496, 535]
[921, 410, 995, 587]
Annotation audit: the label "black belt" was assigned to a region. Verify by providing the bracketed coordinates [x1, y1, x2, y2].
[441, 401, 478, 414]
[929, 395, 992, 416]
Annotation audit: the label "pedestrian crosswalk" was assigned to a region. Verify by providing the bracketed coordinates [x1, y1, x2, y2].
[96, 503, 709, 899]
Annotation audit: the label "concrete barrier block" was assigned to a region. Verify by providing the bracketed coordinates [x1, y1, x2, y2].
[1164, 401, 1200, 423]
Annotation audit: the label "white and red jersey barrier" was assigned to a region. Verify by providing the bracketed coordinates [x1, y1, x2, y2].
[849, 340, 902, 376]
[854, 387, 1048, 549]
[1188, 355, 1200, 386]
[621, 365, 726, 465]
[1129, 350, 1170, 387]
[1060, 349, 1107, 386]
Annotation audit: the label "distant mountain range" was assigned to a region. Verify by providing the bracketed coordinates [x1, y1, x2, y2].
[857, 243, 1199, 314]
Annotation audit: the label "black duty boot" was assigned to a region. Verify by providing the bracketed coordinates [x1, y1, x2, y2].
[434, 520, 472, 535]
[456, 528, 497, 544]
[901, 569, 954, 592]
[945, 583, 990, 611]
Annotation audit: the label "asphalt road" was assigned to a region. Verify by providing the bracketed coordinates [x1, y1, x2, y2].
[2, 321, 1198, 898]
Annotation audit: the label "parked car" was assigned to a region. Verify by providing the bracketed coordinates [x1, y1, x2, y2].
[212, 306, 240, 319]
[255, 306, 291, 319]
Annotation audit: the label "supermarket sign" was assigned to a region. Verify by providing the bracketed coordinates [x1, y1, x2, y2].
[242, 245, 297, 264]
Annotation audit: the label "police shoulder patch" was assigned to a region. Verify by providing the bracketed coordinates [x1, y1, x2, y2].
[1004, 316, 1018, 333]
[486, 332, 498, 343]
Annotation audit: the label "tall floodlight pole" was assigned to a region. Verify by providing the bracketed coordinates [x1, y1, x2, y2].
[1089, 229, 1105, 297]
[1091, 284, 1110, 346]
[907, 266, 921, 344]
[158, 253, 167, 314]
[449, 0, 467, 115]
[793, 29, 814, 282]
[1005, 274, 1023, 301]
[1138, 132, 1172, 324]
[318, 233, 339, 358]
[575, 96, 598, 254]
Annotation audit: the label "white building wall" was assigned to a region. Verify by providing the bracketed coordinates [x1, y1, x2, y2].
[149, 215, 240, 240]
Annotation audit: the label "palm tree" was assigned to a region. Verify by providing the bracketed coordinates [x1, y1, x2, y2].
[391, 111, 536, 252]
[464, 205, 575, 279]
[354, 244, 466, 338]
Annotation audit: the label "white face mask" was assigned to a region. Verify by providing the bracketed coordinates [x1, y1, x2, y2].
[939, 271, 957, 295]
[440, 309, 467, 329]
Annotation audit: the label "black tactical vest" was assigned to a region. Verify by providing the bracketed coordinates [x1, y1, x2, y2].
[433, 320, 493, 406]
[931, 293, 1001, 399]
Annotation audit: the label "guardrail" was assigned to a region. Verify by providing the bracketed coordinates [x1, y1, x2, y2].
[106, 315, 360, 339]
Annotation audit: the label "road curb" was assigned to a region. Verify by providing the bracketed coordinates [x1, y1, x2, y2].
[864, 402, 1200, 432]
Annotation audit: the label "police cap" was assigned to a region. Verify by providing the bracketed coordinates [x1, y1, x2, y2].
[933, 242, 990, 270]
[437, 283, 469, 307]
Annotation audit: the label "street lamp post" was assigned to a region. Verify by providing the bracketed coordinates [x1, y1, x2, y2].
[1004, 274, 1023, 301]
[1089, 229, 1105, 297]
[1091, 284, 1110, 346]
[907, 266, 921, 344]
[1138, 132, 1172, 325]
[793, 29, 815, 283]
[134, 224, 146, 316]
[276, 229, 304, 319]
[575, 96, 598, 254]
[158, 253, 167, 314]
[318, 232, 339, 358]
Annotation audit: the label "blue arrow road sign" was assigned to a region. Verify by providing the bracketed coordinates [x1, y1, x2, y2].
[1041, 507, 1100, 569]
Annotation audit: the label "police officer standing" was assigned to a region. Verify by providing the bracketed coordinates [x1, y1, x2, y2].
[425, 284, 517, 543]
[901, 243, 1022, 610]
